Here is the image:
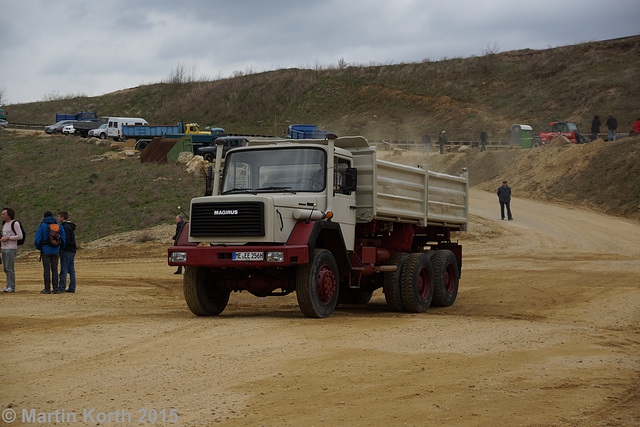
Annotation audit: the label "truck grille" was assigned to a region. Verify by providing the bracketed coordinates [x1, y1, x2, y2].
[190, 202, 265, 237]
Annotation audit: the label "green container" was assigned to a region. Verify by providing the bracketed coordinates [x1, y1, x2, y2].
[511, 124, 533, 149]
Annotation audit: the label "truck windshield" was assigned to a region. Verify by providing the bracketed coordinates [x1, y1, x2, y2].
[222, 147, 326, 193]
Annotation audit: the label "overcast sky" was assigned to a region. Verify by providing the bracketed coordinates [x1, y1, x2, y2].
[1, 0, 638, 105]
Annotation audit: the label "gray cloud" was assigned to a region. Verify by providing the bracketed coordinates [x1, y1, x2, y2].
[1, 0, 638, 104]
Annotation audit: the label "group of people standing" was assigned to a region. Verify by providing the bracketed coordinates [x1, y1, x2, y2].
[1, 207, 76, 294]
[422, 130, 489, 154]
[591, 114, 640, 141]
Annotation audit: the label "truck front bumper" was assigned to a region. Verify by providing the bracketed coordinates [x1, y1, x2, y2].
[168, 244, 309, 268]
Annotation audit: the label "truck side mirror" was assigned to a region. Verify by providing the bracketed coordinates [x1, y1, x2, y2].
[343, 167, 357, 192]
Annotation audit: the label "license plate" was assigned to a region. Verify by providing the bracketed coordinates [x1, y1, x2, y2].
[233, 251, 264, 261]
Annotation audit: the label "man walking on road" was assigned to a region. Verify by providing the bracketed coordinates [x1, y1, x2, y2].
[497, 180, 513, 221]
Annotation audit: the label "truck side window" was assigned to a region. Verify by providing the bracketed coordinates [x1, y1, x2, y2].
[335, 159, 351, 195]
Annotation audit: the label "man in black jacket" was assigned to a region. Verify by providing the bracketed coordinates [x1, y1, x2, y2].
[57, 211, 77, 293]
[497, 181, 513, 221]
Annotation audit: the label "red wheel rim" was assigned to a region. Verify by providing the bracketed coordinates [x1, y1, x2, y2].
[444, 263, 455, 293]
[418, 268, 430, 300]
[316, 265, 336, 303]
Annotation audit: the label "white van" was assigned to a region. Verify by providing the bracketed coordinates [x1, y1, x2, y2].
[106, 117, 148, 140]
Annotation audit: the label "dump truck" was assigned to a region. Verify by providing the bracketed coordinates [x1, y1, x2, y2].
[125, 122, 227, 151]
[168, 134, 469, 318]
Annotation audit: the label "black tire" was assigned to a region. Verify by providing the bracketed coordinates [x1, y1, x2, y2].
[183, 266, 230, 316]
[204, 153, 214, 163]
[339, 288, 373, 305]
[531, 137, 541, 148]
[135, 140, 148, 151]
[99, 132, 106, 139]
[431, 250, 460, 307]
[383, 252, 408, 311]
[296, 249, 339, 318]
[400, 253, 434, 313]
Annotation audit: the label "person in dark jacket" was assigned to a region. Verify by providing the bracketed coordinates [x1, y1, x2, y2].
[606, 114, 617, 141]
[438, 130, 448, 154]
[57, 211, 77, 293]
[590, 115, 601, 140]
[34, 211, 66, 294]
[172, 215, 186, 274]
[497, 180, 513, 221]
[480, 130, 488, 152]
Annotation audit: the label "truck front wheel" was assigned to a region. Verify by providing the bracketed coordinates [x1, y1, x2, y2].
[400, 253, 434, 313]
[431, 250, 459, 307]
[296, 249, 339, 318]
[183, 266, 230, 316]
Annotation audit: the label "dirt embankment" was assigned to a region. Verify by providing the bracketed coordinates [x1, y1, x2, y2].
[382, 137, 640, 221]
[1, 187, 639, 425]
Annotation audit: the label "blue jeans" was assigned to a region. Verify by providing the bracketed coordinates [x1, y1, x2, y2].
[59, 251, 76, 292]
[608, 130, 616, 141]
[500, 201, 512, 220]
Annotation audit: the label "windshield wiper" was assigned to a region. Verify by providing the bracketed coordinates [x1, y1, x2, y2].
[222, 188, 256, 194]
[255, 186, 294, 192]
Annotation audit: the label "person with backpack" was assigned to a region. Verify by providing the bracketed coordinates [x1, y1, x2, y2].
[1, 207, 24, 293]
[34, 211, 66, 294]
[57, 211, 77, 293]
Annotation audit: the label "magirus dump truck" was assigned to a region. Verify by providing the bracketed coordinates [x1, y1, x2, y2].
[168, 134, 469, 318]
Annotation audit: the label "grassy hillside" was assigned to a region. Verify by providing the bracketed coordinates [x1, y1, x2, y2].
[0, 132, 204, 250]
[5, 36, 640, 142]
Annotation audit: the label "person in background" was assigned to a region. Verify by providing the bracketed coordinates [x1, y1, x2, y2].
[58, 211, 77, 293]
[480, 130, 488, 152]
[590, 115, 601, 140]
[632, 118, 640, 136]
[497, 180, 513, 221]
[34, 211, 66, 294]
[1, 207, 23, 293]
[606, 114, 617, 141]
[172, 215, 186, 274]
[421, 131, 431, 154]
[438, 130, 448, 154]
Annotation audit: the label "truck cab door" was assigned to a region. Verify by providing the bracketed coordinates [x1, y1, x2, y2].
[331, 157, 357, 250]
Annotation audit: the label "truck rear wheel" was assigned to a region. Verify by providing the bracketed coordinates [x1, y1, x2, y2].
[383, 252, 408, 311]
[296, 249, 339, 318]
[400, 253, 434, 313]
[183, 266, 230, 316]
[431, 250, 459, 307]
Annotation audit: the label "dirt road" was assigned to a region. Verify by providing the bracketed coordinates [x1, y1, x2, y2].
[1, 189, 639, 426]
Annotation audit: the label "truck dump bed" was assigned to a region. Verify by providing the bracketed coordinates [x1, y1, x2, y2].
[342, 137, 468, 230]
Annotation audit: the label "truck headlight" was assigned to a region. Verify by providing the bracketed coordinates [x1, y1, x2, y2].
[170, 252, 187, 262]
[266, 251, 284, 262]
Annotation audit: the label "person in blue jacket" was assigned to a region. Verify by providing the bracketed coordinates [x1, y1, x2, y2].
[34, 211, 66, 294]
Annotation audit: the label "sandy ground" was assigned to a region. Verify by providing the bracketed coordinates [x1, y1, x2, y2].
[1, 189, 639, 426]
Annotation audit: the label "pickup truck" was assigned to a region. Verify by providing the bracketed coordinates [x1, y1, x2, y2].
[169, 134, 469, 318]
